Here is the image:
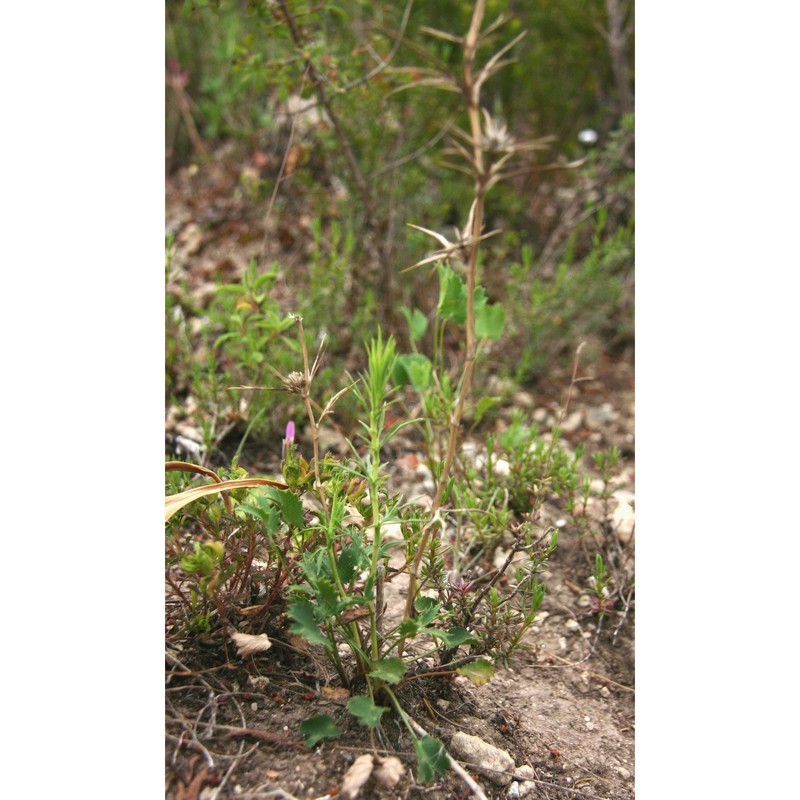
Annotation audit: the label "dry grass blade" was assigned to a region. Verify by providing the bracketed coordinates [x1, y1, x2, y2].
[166, 460, 232, 514]
[165, 477, 288, 523]
[418, 25, 464, 44]
[385, 73, 459, 97]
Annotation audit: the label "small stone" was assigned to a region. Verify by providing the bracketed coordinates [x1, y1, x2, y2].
[577, 594, 592, 608]
[492, 457, 511, 477]
[565, 618, 580, 632]
[507, 781, 520, 799]
[317, 426, 349, 454]
[493, 547, 511, 571]
[514, 766, 537, 798]
[515, 766, 535, 780]
[560, 410, 584, 434]
[532, 408, 548, 424]
[616, 766, 632, 780]
[585, 403, 616, 429]
[382, 521, 403, 541]
[461, 441, 479, 458]
[600, 686, 611, 698]
[415, 463, 433, 480]
[449, 732, 515, 786]
[612, 490, 635, 544]
[250, 702, 258, 711]
[514, 391, 535, 408]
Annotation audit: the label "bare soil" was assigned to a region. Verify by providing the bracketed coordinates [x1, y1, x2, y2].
[166, 153, 635, 800]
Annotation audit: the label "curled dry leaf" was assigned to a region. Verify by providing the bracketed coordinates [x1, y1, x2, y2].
[341, 504, 365, 527]
[321, 686, 350, 704]
[340, 753, 374, 800]
[373, 756, 405, 791]
[230, 631, 272, 657]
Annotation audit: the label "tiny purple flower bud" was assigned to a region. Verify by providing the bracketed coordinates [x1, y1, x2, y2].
[285, 420, 295, 443]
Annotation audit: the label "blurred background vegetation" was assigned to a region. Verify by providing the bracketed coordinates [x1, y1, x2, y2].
[166, 0, 633, 454]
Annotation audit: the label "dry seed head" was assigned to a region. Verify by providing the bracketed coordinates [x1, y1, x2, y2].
[480, 109, 514, 153]
[282, 371, 307, 393]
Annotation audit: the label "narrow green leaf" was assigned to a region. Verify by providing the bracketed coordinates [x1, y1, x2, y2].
[369, 657, 406, 684]
[288, 601, 330, 647]
[456, 658, 496, 686]
[299, 715, 341, 748]
[473, 396, 500, 425]
[347, 696, 388, 728]
[414, 735, 450, 782]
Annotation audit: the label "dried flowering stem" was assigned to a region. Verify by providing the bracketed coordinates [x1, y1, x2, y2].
[401, 0, 491, 635]
[399, 2, 561, 643]
[291, 315, 328, 515]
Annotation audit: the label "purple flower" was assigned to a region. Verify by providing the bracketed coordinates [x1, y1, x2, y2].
[284, 420, 295, 443]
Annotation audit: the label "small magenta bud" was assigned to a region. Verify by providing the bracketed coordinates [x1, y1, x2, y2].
[285, 420, 296, 443]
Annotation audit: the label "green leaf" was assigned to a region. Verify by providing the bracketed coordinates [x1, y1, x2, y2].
[338, 536, 369, 584]
[397, 618, 420, 638]
[288, 601, 330, 647]
[405, 356, 432, 392]
[267, 487, 305, 528]
[393, 353, 432, 391]
[437, 264, 467, 323]
[369, 657, 406, 684]
[475, 301, 506, 340]
[456, 659, 496, 686]
[427, 626, 476, 648]
[299, 715, 341, 748]
[401, 306, 428, 342]
[347, 696, 388, 728]
[237, 495, 280, 535]
[473, 396, 500, 425]
[313, 577, 345, 617]
[414, 735, 450, 782]
[414, 596, 440, 628]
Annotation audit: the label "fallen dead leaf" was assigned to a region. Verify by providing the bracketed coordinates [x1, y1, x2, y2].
[373, 756, 405, 790]
[340, 753, 374, 800]
[230, 631, 272, 657]
[174, 765, 219, 800]
[321, 686, 351, 704]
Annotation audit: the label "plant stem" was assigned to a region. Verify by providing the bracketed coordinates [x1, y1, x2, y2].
[401, 1, 489, 635]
